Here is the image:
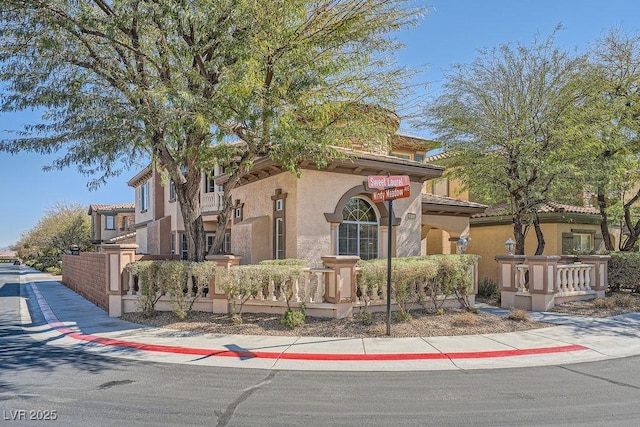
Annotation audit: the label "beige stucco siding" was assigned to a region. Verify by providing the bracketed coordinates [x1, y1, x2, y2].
[468, 222, 606, 284]
[296, 170, 365, 264]
[229, 172, 298, 263]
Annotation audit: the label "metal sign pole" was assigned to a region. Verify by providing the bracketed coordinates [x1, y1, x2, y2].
[387, 198, 393, 336]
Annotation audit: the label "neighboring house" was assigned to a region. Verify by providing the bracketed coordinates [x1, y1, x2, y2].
[127, 132, 488, 265]
[468, 202, 618, 283]
[423, 153, 619, 283]
[88, 203, 136, 247]
[0, 249, 18, 262]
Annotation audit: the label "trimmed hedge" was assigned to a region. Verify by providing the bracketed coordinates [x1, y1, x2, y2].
[356, 255, 479, 315]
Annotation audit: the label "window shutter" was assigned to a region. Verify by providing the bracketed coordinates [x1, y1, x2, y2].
[595, 234, 604, 252]
[562, 233, 574, 254]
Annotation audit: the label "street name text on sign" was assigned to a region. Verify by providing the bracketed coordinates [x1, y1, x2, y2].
[367, 175, 410, 189]
[372, 186, 411, 203]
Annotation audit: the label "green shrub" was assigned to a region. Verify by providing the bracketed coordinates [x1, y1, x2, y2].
[608, 252, 640, 292]
[126, 261, 163, 317]
[217, 263, 307, 321]
[281, 304, 306, 329]
[478, 277, 499, 298]
[45, 266, 62, 275]
[356, 255, 479, 313]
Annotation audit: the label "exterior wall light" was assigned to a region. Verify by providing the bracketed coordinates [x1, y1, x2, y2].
[505, 238, 515, 255]
[457, 236, 469, 254]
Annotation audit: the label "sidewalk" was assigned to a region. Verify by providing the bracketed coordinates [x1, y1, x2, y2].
[15, 267, 640, 372]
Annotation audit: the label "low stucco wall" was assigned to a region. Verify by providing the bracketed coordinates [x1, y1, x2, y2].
[469, 222, 605, 284]
[61, 253, 109, 311]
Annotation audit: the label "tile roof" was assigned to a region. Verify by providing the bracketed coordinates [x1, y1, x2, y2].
[472, 202, 599, 218]
[88, 203, 135, 214]
[422, 194, 487, 209]
[105, 232, 137, 243]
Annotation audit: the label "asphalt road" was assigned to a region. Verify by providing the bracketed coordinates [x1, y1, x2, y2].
[2, 274, 640, 426]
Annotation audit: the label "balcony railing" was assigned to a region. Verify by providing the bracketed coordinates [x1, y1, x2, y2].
[201, 192, 224, 212]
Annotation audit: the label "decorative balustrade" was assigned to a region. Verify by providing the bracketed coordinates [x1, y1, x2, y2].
[201, 192, 224, 212]
[496, 255, 608, 311]
[556, 263, 592, 294]
[512, 263, 593, 295]
[125, 267, 332, 305]
[248, 268, 331, 304]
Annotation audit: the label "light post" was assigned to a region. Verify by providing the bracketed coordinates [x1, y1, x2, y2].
[505, 238, 515, 255]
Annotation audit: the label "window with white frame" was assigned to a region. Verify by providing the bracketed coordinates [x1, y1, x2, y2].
[140, 181, 149, 212]
[275, 218, 284, 259]
[122, 216, 130, 231]
[105, 215, 115, 230]
[169, 180, 176, 201]
[272, 189, 287, 259]
[338, 197, 378, 260]
[562, 230, 600, 254]
[205, 232, 231, 254]
[180, 233, 188, 260]
[205, 174, 216, 193]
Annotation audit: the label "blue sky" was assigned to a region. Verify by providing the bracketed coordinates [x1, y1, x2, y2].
[1, 0, 639, 248]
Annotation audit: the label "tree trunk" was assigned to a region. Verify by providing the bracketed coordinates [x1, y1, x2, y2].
[154, 134, 206, 262]
[513, 215, 526, 255]
[533, 211, 545, 255]
[596, 188, 614, 251]
[209, 154, 257, 256]
[173, 170, 206, 261]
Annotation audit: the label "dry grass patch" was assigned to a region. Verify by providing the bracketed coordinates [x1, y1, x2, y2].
[121, 307, 550, 338]
[549, 291, 640, 317]
[506, 308, 530, 322]
[451, 312, 480, 327]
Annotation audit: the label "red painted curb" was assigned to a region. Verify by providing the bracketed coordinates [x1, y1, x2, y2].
[31, 284, 589, 362]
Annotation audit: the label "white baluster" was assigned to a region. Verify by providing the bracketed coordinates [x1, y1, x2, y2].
[314, 272, 324, 302]
[292, 278, 301, 302]
[278, 280, 287, 302]
[304, 272, 312, 303]
[267, 278, 276, 301]
[128, 273, 135, 295]
[567, 266, 574, 292]
[584, 266, 592, 291]
[372, 283, 380, 301]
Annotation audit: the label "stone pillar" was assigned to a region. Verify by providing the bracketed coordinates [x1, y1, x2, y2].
[526, 255, 560, 311]
[579, 255, 611, 297]
[205, 254, 242, 313]
[102, 243, 138, 317]
[321, 255, 360, 318]
[495, 255, 526, 309]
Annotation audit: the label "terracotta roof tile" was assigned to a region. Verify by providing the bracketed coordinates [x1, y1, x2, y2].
[472, 202, 599, 218]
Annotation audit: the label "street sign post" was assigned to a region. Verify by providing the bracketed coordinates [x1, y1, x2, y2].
[367, 175, 411, 336]
[367, 175, 410, 190]
[371, 186, 410, 203]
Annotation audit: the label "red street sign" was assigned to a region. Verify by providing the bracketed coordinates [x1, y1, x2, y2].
[367, 175, 410, 189]
[372, 186, 411, 203]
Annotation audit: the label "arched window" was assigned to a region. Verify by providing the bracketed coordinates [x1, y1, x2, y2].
[338, 198, 378, 260]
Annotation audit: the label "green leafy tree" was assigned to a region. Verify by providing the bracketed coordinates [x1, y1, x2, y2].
[574, 28, 640, 251]
[12, 202, 92, 266]
[0, 0, 422, 261]
[423, 31, 586, 255]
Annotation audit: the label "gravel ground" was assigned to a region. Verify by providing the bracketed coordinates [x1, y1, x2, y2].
[120, 292, 640, 339]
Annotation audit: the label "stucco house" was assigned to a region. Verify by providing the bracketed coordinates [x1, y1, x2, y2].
[127, 134, 487, 265]
[88, 203, 136, 247]
[423, 153, 618, 283]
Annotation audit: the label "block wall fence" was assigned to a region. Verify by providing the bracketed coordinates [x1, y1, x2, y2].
[61, 252, 109, 311]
